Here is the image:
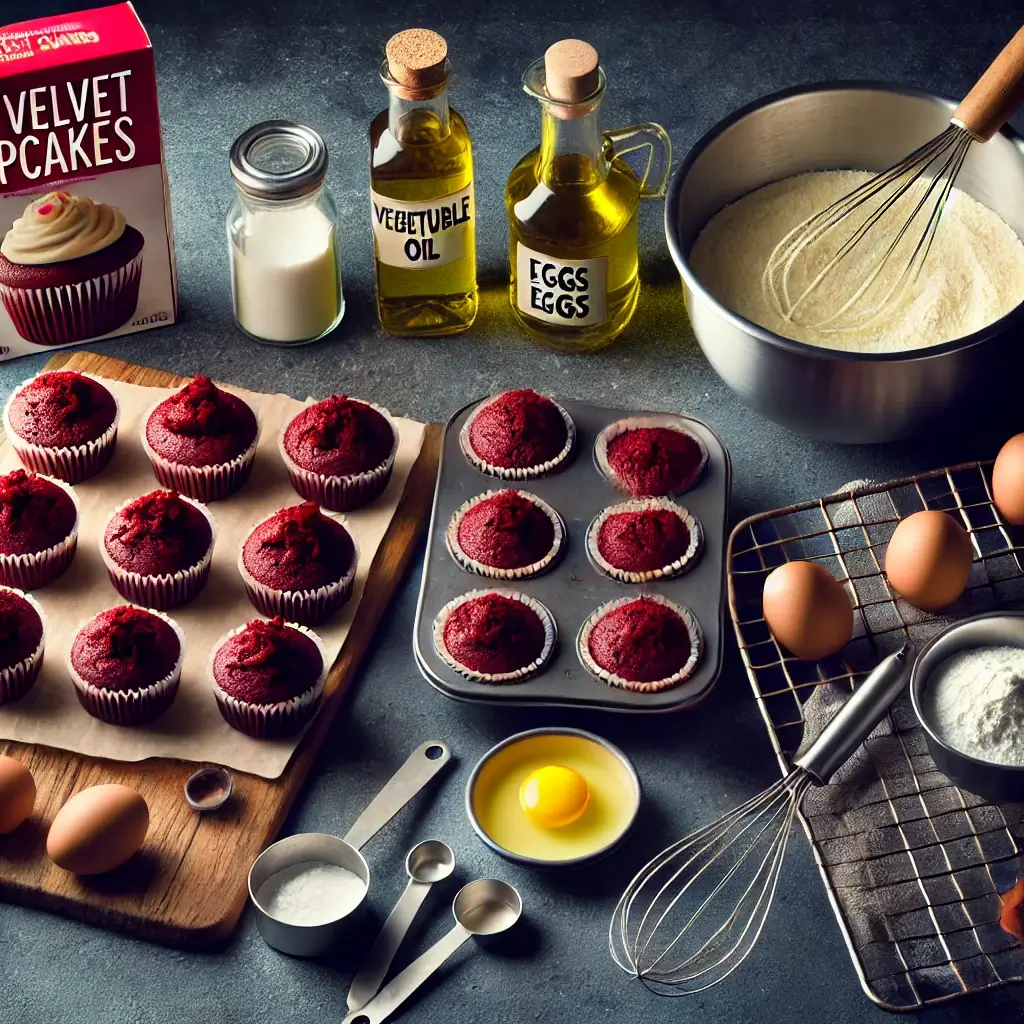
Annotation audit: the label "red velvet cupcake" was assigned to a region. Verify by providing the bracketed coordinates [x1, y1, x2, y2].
[0, 586, 45, 704]
[239, 502, 357, 625]
[0, 470, 80, 590]
[279, 395, 399, 512]
[460, 389, 574, 479]
[3, 370, 120, 483]
[101, 490, 216, 610]
[433, 590, 556, 683]
[446, 489, 563, 580]
[578, 595, 702, 693]
[208, 616, 328, 738]
[587, 499, 702, 583]
[143, 376, 260, 501]
[67, 605, 185, 726]
[596, 417, 708, 498]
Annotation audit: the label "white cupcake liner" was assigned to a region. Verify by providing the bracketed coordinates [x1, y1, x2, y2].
[459, 392, 576, 480]
[577, 594, 703, 694]
[0, 474, 81, 591]
[238, 507, 358, 625]
[100, 493, 217, 610]
[594, 415, 709, 498]
[66, 607, 185, 726]
[278, 399, 399, 512]
[140, 391, 261, 502]
[586, 498, 703, 584]
[446, 488, 565, 580]
[432, 589, 557, 684]
[2, 372, 121, 483]
[0, 588, 45, 704]
[208, 620, 328, 738]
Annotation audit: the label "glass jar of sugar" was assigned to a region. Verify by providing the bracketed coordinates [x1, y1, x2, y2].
[227, 121, 345, 344]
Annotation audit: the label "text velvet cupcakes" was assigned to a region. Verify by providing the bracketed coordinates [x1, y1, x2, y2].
[0, 470, 79, 590]
[596, 418, 707, 498]
[587, 499, 702, 583]
[0, 587, 45, 705]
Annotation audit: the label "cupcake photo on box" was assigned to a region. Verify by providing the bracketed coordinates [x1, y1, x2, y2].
[0, 192, 144, 346]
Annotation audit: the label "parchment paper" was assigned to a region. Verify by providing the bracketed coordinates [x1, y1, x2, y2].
[0, 377, 425, 779]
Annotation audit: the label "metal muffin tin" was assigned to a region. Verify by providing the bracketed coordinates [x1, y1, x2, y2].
[413, 396, 731, 711]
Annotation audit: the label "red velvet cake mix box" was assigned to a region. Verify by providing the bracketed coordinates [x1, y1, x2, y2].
[0, 2, 176, 360]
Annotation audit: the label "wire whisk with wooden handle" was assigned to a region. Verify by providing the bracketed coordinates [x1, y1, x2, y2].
[763, 27, 1024, 334]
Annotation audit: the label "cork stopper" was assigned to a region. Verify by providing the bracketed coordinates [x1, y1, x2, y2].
[386, 29, 448, 91]
[544, 39, 600, 103]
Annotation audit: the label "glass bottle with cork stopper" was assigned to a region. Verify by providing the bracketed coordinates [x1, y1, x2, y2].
[505, 40, 671, 352]
[370, 29, 477, 336]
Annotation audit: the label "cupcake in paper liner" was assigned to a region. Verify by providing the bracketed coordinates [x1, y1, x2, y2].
[239, 502, 358, 626]
[587, 498, 702, 583]
[2, 370, 120, 483]
[0, 470, 80, 591]
[0, 587, 45, 705]
[279, 395, 399, 512]
[100, 490, 216, 610]
[208, 617, 328, 739]
[446, 488, 565, 581]
[578, 594, 702, 694]
[459, 389, 575, 480]
[433, 589, 556, 683]
[67, 606, 185, 726]
[595, 415, 708, 498]
[141, 376, 260, 502]
[0, 192, 144, 347]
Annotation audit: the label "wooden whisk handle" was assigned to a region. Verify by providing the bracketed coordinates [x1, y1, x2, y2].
[953, 24, 1024, 141]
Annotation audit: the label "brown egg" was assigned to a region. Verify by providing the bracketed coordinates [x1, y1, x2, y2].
[0, 755, 35, 835]
[885, 510, 973, 611]
[762, 560, 853, 660]
[47, 784, 148, 875]
[992, 433, 1024, 525]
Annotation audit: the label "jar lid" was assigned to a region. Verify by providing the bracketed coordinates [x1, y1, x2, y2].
[229, 120, 328, 200]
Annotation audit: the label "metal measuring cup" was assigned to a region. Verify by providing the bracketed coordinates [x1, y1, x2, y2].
[248, 741, 451, 957]
[342, 879, 523, 1024]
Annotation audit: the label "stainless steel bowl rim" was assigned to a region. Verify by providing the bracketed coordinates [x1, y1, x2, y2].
[910, 611, 1024, 775]
[464, 726, 641, 868]
[666, 80, 1024, 365]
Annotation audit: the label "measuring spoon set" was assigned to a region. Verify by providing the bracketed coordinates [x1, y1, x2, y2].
[246, 741, 523, 1024]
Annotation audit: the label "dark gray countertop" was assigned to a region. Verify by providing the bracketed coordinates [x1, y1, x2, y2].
[2, 1, 1024, 1021]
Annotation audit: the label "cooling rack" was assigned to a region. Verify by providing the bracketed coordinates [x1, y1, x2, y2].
[728, 461, 1024, 1011]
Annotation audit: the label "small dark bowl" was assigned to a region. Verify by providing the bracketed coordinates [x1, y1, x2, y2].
[911, 612, 1024, 802]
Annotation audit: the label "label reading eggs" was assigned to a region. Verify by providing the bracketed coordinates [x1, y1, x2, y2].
[515, 244, 607, 328]
[371, 183, 474, 269]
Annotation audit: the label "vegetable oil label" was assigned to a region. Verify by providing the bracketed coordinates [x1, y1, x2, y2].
[371, 183, 474, 269]
[515, 244, 607, 327]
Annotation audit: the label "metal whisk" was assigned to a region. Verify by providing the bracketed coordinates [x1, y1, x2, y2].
[610, 644, 913, 996]
[763, 27, 1024, 333]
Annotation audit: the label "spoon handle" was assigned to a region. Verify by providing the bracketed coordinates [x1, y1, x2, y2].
[346, 878, 432, 1012]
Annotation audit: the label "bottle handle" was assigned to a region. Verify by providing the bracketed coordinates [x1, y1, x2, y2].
[603, 123, 672, 199]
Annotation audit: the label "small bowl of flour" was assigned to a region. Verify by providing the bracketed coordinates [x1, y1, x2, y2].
[912, 612, 1024, 802]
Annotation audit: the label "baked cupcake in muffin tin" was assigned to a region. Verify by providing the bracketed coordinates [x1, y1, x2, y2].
[595, 416, 708, 498]
[0, 470, 80, 590]
[0, 587, 45, 705]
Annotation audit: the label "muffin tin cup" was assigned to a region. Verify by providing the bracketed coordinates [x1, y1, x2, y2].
[586, 498, 703, 584]
[2, 374, 121, 484]
[66, 609, 186, 726]
[0, 475, 81, 591]
[277, 401, 400, 513]
[594, 415, 709, 498]
[577, 594, 704, 694]
[0, 589, 45, 705]
[99, 494, 217, 611]
[237, 509, 358, 626]
[459, 394, 576, 480]
[208, 621, 329, 738]
[432, 589, 557, 684]
[446, 489, 566, 581]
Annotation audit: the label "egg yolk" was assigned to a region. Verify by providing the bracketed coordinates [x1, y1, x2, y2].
[519, 765, 590, 828]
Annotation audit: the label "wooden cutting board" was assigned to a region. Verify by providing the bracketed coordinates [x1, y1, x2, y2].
[0, 352, 442, 948]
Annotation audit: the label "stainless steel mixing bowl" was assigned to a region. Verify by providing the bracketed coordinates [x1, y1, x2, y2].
[665, 83, 1024, 444]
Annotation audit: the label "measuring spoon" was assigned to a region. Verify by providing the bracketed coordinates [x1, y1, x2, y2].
[347, 840, 456, 1012]
[343, 878, 523, 1024]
